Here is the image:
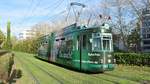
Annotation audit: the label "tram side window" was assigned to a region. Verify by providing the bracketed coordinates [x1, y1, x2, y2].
[39, 43, 44, 51]
[88, 35, 92, 51]
[39, 42, 48, 51]
[60, 39, 73, 58]
[43, 43, 48, 50]
[66, 40, 73, 53]
[60, 41, 66, 54]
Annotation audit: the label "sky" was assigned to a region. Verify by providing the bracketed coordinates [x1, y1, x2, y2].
[0, 0, 100, 37]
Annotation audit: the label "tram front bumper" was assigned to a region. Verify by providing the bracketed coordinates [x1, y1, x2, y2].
[88, 63, 115, 72]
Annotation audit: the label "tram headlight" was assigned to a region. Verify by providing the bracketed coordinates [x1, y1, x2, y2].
[108, 59, 111, 63]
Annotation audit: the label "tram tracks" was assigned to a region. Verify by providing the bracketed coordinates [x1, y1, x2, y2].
[104, 71, 150, 83]
[92, 72, 139, 84]
[16, 54, 139, 84]
[19, 54, 125, 84]
[24, 56, 97, 84]
[27, 60, 64, 84]
[92, 75, 120, 84]
[30, 56, 117, 84]
[19, 55, 65, 84]
[21, 55, 115, 84]
[15, 52, 148, 84]
[104, 73, 140, 82]
[15, 55, 40, 84]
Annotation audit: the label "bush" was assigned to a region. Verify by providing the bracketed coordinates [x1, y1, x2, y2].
[2, 41, 12, 50]
[114, 53, 150, 66]
[0, 52, 14, 83]
[12, 38, 39, 54]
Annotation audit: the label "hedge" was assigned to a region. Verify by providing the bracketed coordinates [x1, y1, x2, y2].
[114, 53, 150, 66]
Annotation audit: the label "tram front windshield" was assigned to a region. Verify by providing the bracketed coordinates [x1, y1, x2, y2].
[91, 33, 112, 52]
[92, 38, 101, 51]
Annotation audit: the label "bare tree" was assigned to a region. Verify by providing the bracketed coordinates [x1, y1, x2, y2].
[106, 0, 132, 51]
[31, 22, 53, 37]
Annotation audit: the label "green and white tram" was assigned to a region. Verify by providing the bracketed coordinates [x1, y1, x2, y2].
[38, 23, 115, 72]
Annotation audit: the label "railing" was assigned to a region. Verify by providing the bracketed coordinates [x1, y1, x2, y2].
[0, 50, 9, 56]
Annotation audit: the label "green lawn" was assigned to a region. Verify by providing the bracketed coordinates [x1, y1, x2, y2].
[13, 52, 150, 84]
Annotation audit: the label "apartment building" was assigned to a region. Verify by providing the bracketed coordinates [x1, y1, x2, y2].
[19, 29, 36, 40]
[141, 6, 150, 52]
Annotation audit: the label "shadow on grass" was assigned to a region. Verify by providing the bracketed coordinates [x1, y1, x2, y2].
[140, 80, 150, 84]
[9, 69, 22, 84]
[34, 56, 104, 74]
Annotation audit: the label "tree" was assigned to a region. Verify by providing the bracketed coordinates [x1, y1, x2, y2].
[31, 22, 54, 37]
[108, 0, 132, 51]
[0, 30, 5, 47]
[127, 20, 141, 52]
[7, 21, 11, 42]
[127, 0, 150, 52]
[2, 20, 12, 50]
[0, 18, 5, 47]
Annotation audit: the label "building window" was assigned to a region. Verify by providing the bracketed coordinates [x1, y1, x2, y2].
[143, 46, 150, 50]
[147, 34, 150, 38]
[142, 28, 146, 33]
[143, 34, 147, 39]
[143, 40, 150, 45]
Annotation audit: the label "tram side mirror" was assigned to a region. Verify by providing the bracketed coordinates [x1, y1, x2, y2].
[89, 38, 93, 43]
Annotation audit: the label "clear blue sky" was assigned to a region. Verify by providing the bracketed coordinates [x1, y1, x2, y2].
[0, 0, 100, 36]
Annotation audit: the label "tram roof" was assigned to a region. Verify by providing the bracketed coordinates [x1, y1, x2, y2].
[55, 23, 104, 36]
[38, 23, 111, 39]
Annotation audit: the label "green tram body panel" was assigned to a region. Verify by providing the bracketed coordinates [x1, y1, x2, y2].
[37, 23, 115, 72]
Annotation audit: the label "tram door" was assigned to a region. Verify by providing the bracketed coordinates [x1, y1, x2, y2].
[78, 34, 88, 70]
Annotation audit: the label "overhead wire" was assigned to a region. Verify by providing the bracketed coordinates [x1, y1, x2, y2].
[18, 0, 88, 29]
[44, 0, 65, 20]
[14, 0, 34, 28]
[18, 0, 64, 28]
[26, 0, 65, 24]
[65, 6, 71, 21]
[47, 10, 67, 22]
[43, 0, 64, 10]
[24, 0, 42, 23]
[18, 0, 41, 28]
